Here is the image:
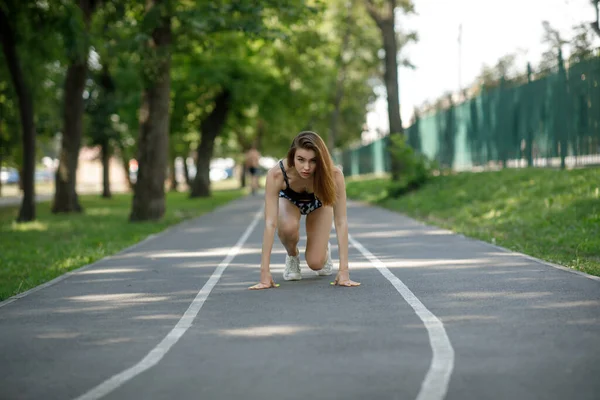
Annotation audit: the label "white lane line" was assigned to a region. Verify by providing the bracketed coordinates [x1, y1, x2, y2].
[74, 207, 264, 400]
[349, 234, 455, 400]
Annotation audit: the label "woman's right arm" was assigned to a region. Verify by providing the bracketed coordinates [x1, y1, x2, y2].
[249, 168, 281, 290]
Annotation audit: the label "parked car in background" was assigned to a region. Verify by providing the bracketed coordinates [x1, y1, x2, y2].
[0, 167, 19, 185]
[35, 170, 53, 182]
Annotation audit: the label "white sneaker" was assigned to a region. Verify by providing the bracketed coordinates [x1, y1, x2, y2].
[283, 252, 302, 281]
[317, 243, 333, 276]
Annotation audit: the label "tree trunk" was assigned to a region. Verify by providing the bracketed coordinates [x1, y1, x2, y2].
[190, 90, 231, 198]
[381, 18, 404, 181]
[365, 0, 404, 181]
[329, 70, 347, 152]
[101, 139, 111, 198]
[116, 141, 134, 190]
[381, 20, 403, 136]
[99, 63, 115, 198]
[52, 62, 86, 213]
[183, 156, 191, 187]
[129, 0, 171, 221]
[328, 2, 353, 151]
[255, 119, 265, 150]
[169, 156, 178, 192]
[240, 166, 246, 188]
[0, 8, 36, 222]
[52, 0, 96, 213]
[592, 0, 600, 38]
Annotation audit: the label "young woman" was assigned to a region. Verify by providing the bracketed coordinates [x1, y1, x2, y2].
[249, 131, 360, 290]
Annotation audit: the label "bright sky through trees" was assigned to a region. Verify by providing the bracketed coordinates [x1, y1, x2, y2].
[365, 0, 599, 138]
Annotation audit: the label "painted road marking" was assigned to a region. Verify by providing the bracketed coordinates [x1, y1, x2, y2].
[73, 208, 263, 400]
[349, 234, 455, 400]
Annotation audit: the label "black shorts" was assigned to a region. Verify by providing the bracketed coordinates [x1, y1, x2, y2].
[248, 167, 258, 175]
[279, 191, 323, 215]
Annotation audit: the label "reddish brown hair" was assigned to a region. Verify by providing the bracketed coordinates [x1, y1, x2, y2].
[286, 131, 337, 206]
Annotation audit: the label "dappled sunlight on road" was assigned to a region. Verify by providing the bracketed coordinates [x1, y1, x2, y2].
[566, 318, 600, 326]
[182, 226, 213, 234]
[218, 324, 312, 338]
[353, 229, 454, 239]
[448, 291, 554, 300]
[91, 337, 134, 346]
[440, 315, 499, 323]
[78, 267, 145, 275]
[484, 268, 543, 274]
[149, 247, 260, 258]
[348, 223, 397, 231]
[33, 331, 133, 346]
[54, 305, 133, 313]
[74, 278, 136, 284]
[379, 258, 492, 269]
[531, 300, 600, 309]
[503, 277, 553, 283]
[133, 314, 182, 321]
[67, 293, 170, 303]
[36, 332, 81, 339]
[391, 315, 500, 329]
[174, 261, 226, 269]
[218, 281, 260, 288]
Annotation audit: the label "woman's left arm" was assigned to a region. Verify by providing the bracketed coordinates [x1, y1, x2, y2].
[332, 168, 360, 287]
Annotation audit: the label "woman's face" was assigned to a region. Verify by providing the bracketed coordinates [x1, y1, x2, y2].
[294, 148, 317, 179]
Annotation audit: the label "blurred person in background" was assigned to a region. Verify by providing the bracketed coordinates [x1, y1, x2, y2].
[245, 144, 261, 195]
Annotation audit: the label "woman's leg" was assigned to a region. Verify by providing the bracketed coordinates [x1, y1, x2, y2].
[305, 205, 333, 271]
[277, 197, 301, 256]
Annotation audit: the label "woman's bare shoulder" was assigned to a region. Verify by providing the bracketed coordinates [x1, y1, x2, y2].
[266, 162, 284, 183]
[333, 165, 345, 180]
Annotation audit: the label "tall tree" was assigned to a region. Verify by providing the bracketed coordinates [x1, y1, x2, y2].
[52, 0, 99, 213]
[86, 1, 131, 199]
[591, 0, 600, 37]
[0, 2, 36, 222]
[170, 1, 319, 198]
[570, 23, 595, 63]
[328, 0, 355, 151]
[86, 63, 117, 198]
[538, 21, 567, 75]
[364, 0, 415, 181]
[129, 0, 172, 221]
[190, 89, 231, 197]
[327, 0, 380, 151]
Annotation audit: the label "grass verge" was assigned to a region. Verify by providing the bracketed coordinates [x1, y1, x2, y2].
[0, 189, 245, 301]
[346, 168, 600, 277]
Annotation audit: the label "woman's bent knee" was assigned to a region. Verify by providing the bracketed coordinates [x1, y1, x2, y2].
[278, 222, 300, 242]
[306, 253, 327, 271]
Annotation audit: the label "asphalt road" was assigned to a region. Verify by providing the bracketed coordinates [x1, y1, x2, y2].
[1, 194, 599, 400]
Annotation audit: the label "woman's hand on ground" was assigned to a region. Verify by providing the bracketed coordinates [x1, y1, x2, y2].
[249, 273, 279, 290]
[332, 270, 360, 287]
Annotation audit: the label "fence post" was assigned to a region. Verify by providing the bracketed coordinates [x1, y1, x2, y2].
[557, 48, 569, 169]
[498, 76, 508, 168]
[351, 149, 359, 177]
[372, 139, 385, 174]
[526, 63, 534, 167]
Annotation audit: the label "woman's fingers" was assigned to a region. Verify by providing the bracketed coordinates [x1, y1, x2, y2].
[331, 275, 361, 287]
[248, 281, 280, 290]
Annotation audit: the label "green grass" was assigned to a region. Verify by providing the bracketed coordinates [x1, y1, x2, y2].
[346, 168, 600, 277]
[0, 189, 245, 301]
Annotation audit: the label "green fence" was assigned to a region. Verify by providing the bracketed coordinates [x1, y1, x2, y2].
[340, 54, 600, 175]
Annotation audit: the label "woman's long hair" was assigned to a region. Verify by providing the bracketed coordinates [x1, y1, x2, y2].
[286, 131, 337, 206]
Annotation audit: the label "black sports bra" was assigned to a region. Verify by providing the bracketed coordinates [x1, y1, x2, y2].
[278, 160, 317, 202]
